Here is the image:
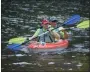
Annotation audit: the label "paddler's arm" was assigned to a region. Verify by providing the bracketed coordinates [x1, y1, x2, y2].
[48, 27, 60, 41]
[62, 30, 69, 39]
[50, 30, 60, 40]
[29, 29, 40, 40]
[59, 27, 69, 39]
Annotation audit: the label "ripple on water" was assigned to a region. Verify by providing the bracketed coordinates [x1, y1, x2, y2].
[64, 62, 71, 65]
[68, 68, 73, 70]
[72, 47, 89, 52]
[48, 62, 55, 65]
[73, 44, 84, 48]
[12, 62, 32, 65]
[76, 62, 83, 67]
[2, 54, 31, 57]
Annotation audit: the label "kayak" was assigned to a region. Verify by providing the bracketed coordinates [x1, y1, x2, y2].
[7, 37, 68, 53]
[28, 39, 69, 52]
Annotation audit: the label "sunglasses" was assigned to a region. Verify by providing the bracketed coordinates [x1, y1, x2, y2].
[51, 20, 57, 22]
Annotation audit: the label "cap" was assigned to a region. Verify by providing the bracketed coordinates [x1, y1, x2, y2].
[42, 19, 49, 25]
[48, 16, 57, 22]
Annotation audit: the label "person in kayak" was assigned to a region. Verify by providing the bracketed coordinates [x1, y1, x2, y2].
[48, 16, 69, 39]
[29, 19, 60, 43]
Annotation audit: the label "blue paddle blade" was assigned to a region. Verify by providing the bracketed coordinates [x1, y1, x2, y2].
[7, 44, 22, 51]
[63, 14, 80, 26]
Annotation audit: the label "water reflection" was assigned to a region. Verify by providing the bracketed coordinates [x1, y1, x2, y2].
[1, 52, 89, 71]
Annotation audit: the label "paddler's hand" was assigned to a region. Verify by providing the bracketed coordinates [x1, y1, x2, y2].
[58, 27, 65, 32]
[26, 37, 32, 41]
[28, 37, 33, 40]
[48, 25, 54, 31]
[26, 37, 29, 40]
[26, 37, 35, 44]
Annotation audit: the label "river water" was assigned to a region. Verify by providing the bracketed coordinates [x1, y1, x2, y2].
[1, 0, 90, 72]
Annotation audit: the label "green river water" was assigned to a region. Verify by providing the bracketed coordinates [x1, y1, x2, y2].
[1, 0, 90, 72]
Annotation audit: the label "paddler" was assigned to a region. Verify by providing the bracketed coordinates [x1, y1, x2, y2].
[48, 16, 69, 39]
[29, 19, 60, 44]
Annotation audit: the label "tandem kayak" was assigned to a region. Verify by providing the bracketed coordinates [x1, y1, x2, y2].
[28, 39, 69, 52]
[7, 37, 69, 53]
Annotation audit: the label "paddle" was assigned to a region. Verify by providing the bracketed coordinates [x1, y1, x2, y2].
[76, 20, 89, 29]
[63, 14, 80, 26]
[68, 20, 89, 30]
[8, 37, 27, 44]
[7, 14, 81, 51]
